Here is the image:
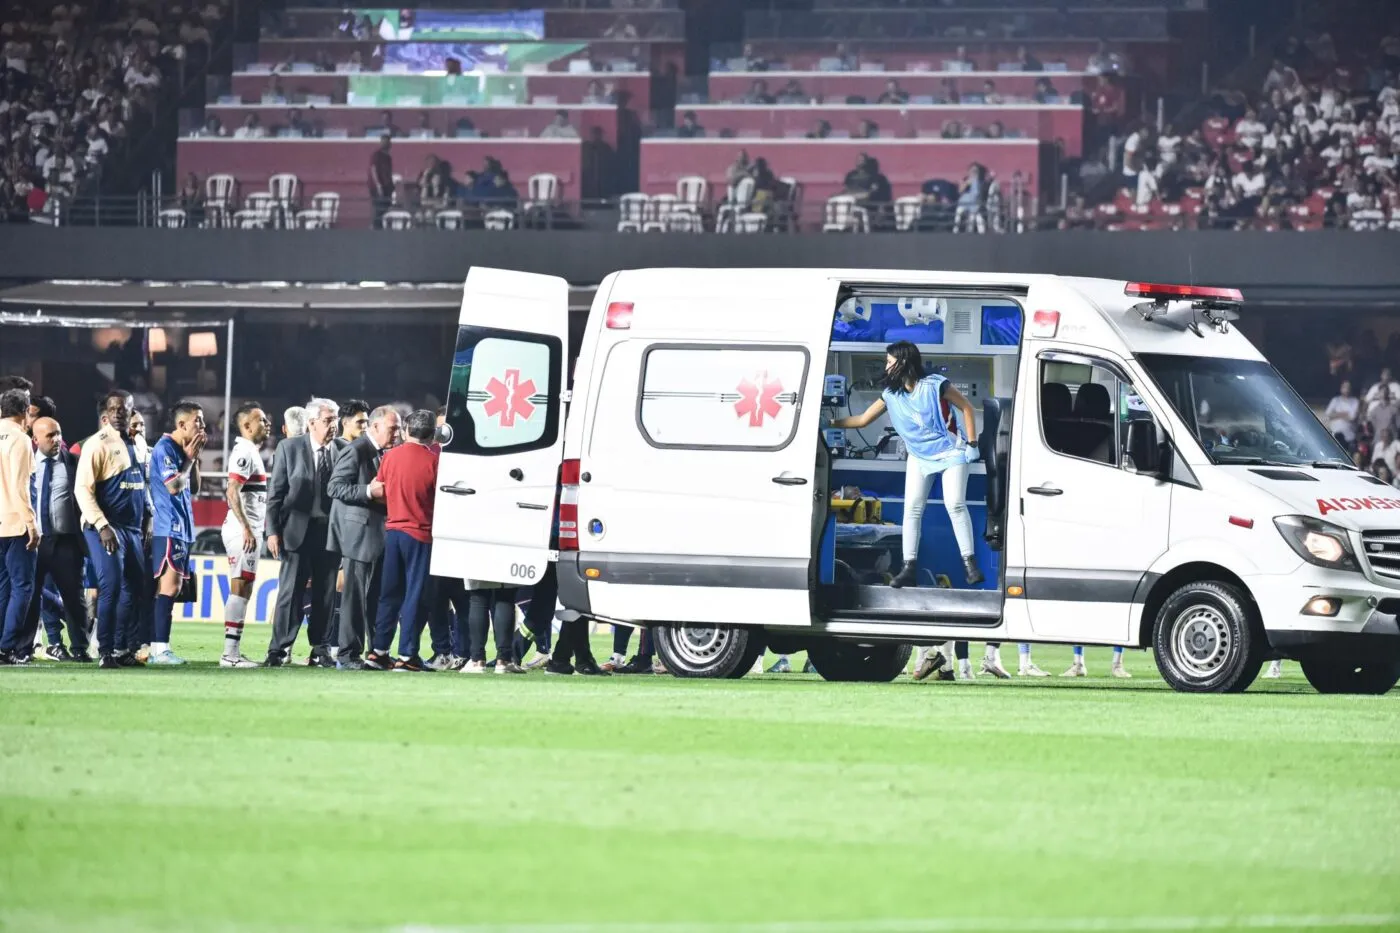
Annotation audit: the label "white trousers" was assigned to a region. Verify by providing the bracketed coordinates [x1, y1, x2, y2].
[902, 458, 974, 562]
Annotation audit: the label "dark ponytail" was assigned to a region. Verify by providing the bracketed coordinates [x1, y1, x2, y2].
[884, 340, 923, 394]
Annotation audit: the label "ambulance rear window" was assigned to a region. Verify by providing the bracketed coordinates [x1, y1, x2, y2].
[442, 325, 562, 457]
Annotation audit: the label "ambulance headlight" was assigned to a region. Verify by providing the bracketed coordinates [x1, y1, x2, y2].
[1273, 515, 1358, 571]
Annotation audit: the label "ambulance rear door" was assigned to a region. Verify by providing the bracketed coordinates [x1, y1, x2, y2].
[430, 267, 569, 586]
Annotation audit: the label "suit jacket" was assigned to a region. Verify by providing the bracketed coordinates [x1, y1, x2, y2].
[33, 447, 82, 539]
[326, 434, 386, 563]
[266, 434, 348, 552]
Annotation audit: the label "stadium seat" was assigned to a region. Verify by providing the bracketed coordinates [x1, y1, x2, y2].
[484, 209, 516, 231]
[715, 176, 756, 233]
[296, 191, 340, 229]
[822, 195, 869, 233]
[893, 195, 922, 232]
[434, 209, 464, 230]
[205, 174, 238, 227]
[381, 209, 414, 230]
[617, 192, 648, 232]
[644, 193, 678, 233]
[676, 175, 708, 211]
[736, 212, 768, 233]
[158, 208, 187, 228]
[268, 173, 300, 228]
[525, 173, 560, 212]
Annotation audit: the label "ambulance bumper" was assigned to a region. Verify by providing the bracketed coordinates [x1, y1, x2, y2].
[1267, 608, 1400, 662]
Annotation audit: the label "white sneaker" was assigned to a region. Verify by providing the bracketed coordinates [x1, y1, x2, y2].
[523, 652, 552, 671]
[957, 662, 975, 680]
[1062, 662, 1087, 677]
[147, 649, 185, 666]
[1018, 663, 1050, 677]
[980, 657, 1011, 679]
[1265, 660, 1283, 679]
[219, 654, 259, 668]
[460, 660, 486, 674]
[651, 658, 667, 675]
[1110, 663, 1132, 679]
[601, 653, 624, 673]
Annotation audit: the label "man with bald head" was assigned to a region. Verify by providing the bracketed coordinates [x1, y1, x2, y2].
[20, 417, 92, 661]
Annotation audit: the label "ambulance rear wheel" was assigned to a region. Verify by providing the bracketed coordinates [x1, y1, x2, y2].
[1299, 659, 1400, 695]
[652, 624, 757, 679]
[1152, 580, 1263, 693]
[807, 640, 912, 683]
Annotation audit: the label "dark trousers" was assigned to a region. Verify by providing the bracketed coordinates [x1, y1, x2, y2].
[84, 526, 146, 655]
[520, 582, 553, 653]
[430, 576, 468, 658]
[39, 581, 65, 645]
[21, 534, 90, 654]
[541, 566, 597, 667]
[611, 625, 654, 661]
[373, 530, 432, 657]
[467, 587, 516, 663]
[0, 533, 38, 653]
[337, 555, 382, 662]
[268, 519, 338, 660]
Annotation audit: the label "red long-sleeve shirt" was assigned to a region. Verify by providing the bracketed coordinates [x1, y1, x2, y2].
[377, 441, 438, 543]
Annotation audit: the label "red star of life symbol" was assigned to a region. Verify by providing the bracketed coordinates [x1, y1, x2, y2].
[483, 369, 537, 428]
[734, 372, 784, 427]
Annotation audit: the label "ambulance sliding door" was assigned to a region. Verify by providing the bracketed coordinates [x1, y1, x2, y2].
[577, 273, 839, 629]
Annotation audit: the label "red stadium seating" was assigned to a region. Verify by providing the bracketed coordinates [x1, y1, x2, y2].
[641, 138, 1044, 206]
[227, 72, 653, 111]
[207, 104, 621, 146]
[176, 138, 581, 227]
[705, 71, 1093, 104]
[684, 104, 1082, 155]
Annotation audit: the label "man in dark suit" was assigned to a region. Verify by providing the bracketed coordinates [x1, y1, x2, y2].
[264, 398, 346, 667]
[21, 417, 92, 661]
[327, 405, 399, 669]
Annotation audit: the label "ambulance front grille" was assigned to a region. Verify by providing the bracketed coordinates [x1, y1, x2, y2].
[1360, 531, 1400, 581]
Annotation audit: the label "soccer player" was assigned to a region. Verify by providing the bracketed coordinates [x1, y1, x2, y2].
[220, 403, 270, 667]
[147, 401, 205, 665]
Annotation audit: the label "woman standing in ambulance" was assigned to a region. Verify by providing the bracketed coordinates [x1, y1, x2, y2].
[831, 341, 983, 588]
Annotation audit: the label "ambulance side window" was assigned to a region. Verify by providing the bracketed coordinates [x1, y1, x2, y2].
[637, 344, 809, 451]
[442, 325, 563, 457]
[1039, 356, 1149, 469]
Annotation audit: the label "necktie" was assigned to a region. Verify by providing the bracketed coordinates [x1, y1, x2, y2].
[39, 457, 53, 536]
[316, 446, 332, 514]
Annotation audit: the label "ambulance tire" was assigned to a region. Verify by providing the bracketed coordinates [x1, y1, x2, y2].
[807, 640, 912, 683]
[1152, 580, 1263, 694]
[1299, 659, 1400, 695]
[652, 624, 757, 679]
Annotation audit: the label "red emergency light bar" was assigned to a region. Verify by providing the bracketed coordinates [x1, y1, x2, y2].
[1124, 282, 1244, 302]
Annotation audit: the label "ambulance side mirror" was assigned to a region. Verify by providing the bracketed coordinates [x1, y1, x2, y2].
[1125, 419, 1166, 478]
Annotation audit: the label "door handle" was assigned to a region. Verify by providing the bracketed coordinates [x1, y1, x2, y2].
[772, 475, 808, 486]
[439, 485, 476, 496]
[516, 502, 548, 511]
[1027, 484, 1063, 496]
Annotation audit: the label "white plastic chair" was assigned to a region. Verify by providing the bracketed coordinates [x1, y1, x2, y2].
[644, 193, 677, 232]
[716, 176, 755, 233]
[434, 209, 464, 229]
[617, 192, 648, 232]
[894, 195, 922, 232]
[296, 191, 340, 228]
[205, 173, 236, 226]
[668, 210, 703, 233]
[525, 173, 560, 211]
[822, 195, 869, 233]
[237, 192, 273, 228]
[232, 209, 263, 229]
[157, 208, 186, 228]
[736, 211, 768, 233]
[267, 172, 299, 228]
[484, 209, 515, 231]
[381, 209, 413, 230]
[676, 175, 708, 210]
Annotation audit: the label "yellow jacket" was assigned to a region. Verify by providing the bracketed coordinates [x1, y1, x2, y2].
[0, 417, 36, 538]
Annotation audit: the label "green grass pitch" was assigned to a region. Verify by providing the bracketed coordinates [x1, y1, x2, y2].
[0, 624, 1397, 933]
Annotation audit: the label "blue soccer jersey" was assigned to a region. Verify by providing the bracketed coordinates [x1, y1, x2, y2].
[149, 435, 194, 542]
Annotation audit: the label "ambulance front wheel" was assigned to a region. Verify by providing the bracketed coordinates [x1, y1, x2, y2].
[806, 639, 912, 683]
[1299, 658, 1400, 695]
[1152, 580, 1264, 693]
[652, 624, 759, 679]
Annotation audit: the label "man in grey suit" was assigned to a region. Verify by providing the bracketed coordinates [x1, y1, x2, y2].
[327, 405, 399, 669]
[264, 398, 346, 667]
[22, 417, 93, 661]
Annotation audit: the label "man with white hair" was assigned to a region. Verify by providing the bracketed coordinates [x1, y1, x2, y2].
[264, 397, 346, 666]
[283, 406, 308, 439]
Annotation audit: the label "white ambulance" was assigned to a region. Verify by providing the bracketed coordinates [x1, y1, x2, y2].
[429, 267, 1400, 695]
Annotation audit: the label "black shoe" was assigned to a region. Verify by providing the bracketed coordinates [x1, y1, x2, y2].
[544, 660, 575, 676]
[307, 650, 336, 668]
[336, 658, 365, 671]
[890, 560, 919, 588]
[263, 653, 285, 668]
[363, 651, 392, 671]
[0, 650, 16, 666]
[392, 655, 428, 672]
[964, 556, 985, 586]
[574, 659, 611, 676]
[69, 650, 94, 663]
[43, 643, 73, 662]
[99, 654, 122, 669]
[114, 651, 142, 668]
[616, 655, 654, 674]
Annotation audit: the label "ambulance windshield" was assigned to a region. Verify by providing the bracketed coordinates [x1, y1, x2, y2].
[1137, 354, 1351, 467]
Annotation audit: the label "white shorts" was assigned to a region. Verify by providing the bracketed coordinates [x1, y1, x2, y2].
[221, 522, 263, 582]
